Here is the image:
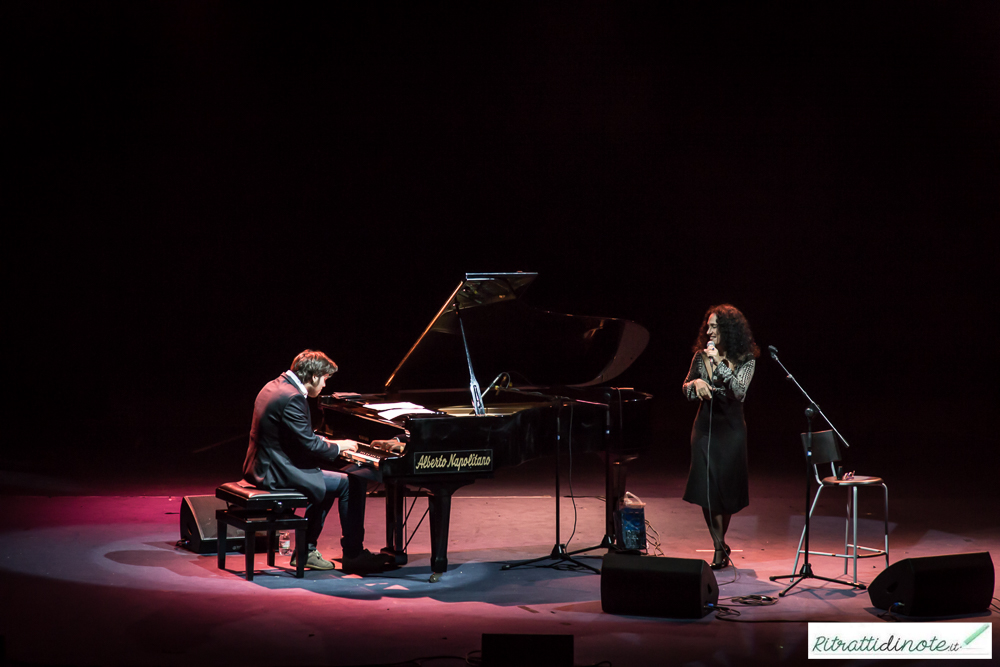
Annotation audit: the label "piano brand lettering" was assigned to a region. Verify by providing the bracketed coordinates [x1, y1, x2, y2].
[414, 450, 493, 473]
[415, 454, 448, 470]
[449, 453, 491, 469]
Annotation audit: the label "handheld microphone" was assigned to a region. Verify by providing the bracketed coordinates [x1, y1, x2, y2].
[768, 345, 779, 359]
[706, 341, 719, 373]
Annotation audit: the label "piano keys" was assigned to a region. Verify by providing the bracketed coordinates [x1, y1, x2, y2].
[328, 439, 403, 469]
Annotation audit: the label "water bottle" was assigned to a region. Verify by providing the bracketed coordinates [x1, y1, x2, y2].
[278, 531, 292, 556]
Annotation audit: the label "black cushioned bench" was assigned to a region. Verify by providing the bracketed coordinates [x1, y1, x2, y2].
[215, 481, 310, 581]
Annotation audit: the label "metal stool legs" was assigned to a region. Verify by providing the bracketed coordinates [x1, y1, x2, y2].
[792, 482, 889, 585]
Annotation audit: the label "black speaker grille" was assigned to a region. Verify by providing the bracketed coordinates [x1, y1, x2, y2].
[869, 552, 994, 616]
[601, 552, 718, 618]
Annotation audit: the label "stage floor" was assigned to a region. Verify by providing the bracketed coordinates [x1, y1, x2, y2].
[1, 457, 997, 666]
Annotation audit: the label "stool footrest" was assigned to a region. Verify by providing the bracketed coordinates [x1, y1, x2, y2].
[800, 549, 887, 559]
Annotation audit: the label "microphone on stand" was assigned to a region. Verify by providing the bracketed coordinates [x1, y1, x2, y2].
[483, 371, 510, 395]
[768, 345, 779, 359]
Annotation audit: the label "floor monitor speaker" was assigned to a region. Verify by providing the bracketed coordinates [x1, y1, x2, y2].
[601, 552, 718, 618]
[481, 633, 573, 667]
[868, 552, 994, 616]
[179, 495, 245, 554]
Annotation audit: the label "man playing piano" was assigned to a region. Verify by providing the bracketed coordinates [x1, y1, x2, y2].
[242, 349, 394, 574]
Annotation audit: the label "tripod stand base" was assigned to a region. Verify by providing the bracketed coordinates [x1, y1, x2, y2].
[769, 563, 867, 596]
[501, 540, 609, 574]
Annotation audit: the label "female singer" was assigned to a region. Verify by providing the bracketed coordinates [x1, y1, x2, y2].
[682, 304, 759, 569]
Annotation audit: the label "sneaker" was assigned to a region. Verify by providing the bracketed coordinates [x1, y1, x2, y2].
[341, 549, 396, 575]
[290, 549, 334, 570]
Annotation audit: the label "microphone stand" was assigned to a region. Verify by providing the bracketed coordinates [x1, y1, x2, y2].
[500, 388, 607, 574]
[767, 347, 864, 596]
[768, 346, 851, 450]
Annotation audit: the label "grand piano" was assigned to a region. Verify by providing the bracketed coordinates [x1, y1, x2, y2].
[317, 272, 652, 580]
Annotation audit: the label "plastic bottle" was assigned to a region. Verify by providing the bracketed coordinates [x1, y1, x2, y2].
[278, 531, 292, 556]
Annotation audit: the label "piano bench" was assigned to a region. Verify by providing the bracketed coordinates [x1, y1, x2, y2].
[215, 481, 310, 581]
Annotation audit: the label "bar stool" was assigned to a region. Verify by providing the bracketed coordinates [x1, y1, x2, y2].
[215, 481, 310, 581]
[793, 430, 889, 585]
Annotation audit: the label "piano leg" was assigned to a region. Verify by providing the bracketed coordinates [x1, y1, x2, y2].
[604, 452, 618, 542]
[381, 481, 408, 566]
[426, 481, 469, 583]
[604, 453, 639, 549]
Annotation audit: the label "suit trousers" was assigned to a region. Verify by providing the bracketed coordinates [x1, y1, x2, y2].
[304, 470, 367, 557]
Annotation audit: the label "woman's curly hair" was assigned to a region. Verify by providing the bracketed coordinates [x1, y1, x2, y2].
[692, 304, 760, 363]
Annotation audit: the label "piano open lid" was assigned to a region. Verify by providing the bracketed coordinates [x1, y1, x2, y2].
[384, 272, 649, 392]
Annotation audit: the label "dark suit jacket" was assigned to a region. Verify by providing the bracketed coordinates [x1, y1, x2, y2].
[242, 373, 342, 503]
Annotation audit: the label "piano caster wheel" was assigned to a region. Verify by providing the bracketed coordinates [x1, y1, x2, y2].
[428, 572, 443, 583]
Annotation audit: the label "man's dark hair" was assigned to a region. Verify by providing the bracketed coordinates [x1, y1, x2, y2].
[291, 349, 339, 384]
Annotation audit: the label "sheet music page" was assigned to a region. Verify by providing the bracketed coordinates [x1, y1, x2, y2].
[363, 402, 436, 420]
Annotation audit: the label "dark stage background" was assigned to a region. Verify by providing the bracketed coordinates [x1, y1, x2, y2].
[7, 3, 997, 494]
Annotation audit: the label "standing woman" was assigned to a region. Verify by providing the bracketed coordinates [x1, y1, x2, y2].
[682, 304, 760, 569]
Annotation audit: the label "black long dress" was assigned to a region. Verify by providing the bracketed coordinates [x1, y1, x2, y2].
[682, 353, 756, 515]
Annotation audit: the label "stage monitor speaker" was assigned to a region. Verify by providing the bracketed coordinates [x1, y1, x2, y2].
[868, 551, 994, 616]
[601, 552, 718, 618]
[179, 495, 245, 554]
[481, 634, 573, 667]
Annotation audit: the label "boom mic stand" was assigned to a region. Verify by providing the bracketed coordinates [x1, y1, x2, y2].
[501, 390, 607, 574]
[767, 345, 864, 596]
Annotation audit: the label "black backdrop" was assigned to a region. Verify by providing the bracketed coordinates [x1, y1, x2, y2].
[8, 3, 997, 493]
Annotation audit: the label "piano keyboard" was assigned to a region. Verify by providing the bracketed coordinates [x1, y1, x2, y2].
[334, 439, 402, 470]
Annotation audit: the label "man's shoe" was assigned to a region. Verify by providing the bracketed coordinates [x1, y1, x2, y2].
[290, 549, 335, 570]
[341, 549, 396, 575]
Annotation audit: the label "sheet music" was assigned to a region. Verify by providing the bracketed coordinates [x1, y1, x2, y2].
[362, 402, 436, 420]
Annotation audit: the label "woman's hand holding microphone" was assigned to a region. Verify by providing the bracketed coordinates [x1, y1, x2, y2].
[706, 340, 722, 366]
[691, 341, 723, 401]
